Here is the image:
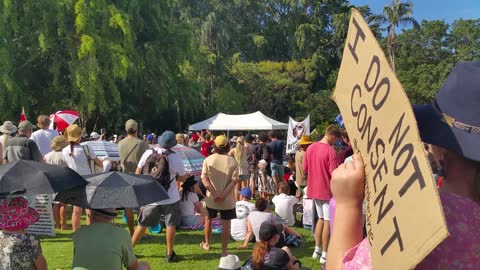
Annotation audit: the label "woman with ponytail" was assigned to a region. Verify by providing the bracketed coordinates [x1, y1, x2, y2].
[229, 136, 249, 200]
[328, 62, 480, 270]
[62, 124, 103, 231]
[252, 221, 300, 270]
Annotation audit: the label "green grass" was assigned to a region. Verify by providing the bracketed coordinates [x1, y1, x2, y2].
[39, 210, 321, 270]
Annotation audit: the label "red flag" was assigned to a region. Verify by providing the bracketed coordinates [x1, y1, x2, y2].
[20, 106, 26, 122]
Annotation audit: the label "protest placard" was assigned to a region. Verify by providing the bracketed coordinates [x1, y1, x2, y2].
[286, 115, 310, 154]
[332, 9, 448, 270]
[27, 194, 56, 237]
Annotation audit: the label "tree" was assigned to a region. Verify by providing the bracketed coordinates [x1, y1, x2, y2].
[372, 0, 419, 72]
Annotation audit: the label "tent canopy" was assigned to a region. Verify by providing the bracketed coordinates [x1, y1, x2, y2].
[189, 111, 288, 131]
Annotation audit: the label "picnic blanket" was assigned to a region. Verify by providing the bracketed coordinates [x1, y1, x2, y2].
[180, 218, 222, 231]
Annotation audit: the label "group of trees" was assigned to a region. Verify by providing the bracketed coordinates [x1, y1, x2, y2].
[0, 0, 478, 134]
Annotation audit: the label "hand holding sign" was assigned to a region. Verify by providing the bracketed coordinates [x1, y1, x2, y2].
[332, 9, 448, 270]
[331, 154, 365, 208]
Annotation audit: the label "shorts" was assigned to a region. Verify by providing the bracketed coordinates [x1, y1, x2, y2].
[239, 174, 249, 180]
[206, 207, 236, 220]
[270, 163, 284, 178]
[138, 202, 178, 227]
[314, 199, 330, 221]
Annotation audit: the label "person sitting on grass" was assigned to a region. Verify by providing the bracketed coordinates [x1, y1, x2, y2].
[0, 197, 48, 270]
[178, 175, 204, 226]
[230, 187, 256, 242]
[72, 208, 150, 270]
[237, 198, 302, 250]
[272, 182, 299, 227]
[251, 221, 301, 270]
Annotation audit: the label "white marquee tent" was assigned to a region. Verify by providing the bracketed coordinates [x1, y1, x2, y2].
[189, 111, 288, 131]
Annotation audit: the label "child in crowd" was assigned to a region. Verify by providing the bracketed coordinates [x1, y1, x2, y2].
[272, 182, 299, 227]
[257, 159, 275, 201]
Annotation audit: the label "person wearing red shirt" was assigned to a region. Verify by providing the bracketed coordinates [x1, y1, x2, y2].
[303, 125, 341, 264]
[201, 133, 214, 157]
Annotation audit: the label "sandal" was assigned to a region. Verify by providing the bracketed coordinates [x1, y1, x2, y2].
[199, 241, 211, 251]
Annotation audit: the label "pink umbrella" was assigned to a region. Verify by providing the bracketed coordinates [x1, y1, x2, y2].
[49, 110, 79, 131]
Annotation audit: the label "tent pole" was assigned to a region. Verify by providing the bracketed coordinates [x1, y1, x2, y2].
[227, 130, 230, 139]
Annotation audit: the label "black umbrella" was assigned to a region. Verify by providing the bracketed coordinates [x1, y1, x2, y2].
[55, 172, 170, 209]
[0, 160, 87, 198]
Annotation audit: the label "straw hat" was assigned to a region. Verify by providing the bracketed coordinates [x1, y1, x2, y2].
[0, 197, 40, 230]
[298, 135, 314, 145]
[65, 124, 82, 142]
[0, 121, 17, 134]
[51, 135, 69, 151]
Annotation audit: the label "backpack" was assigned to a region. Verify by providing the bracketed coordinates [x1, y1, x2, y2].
[142, 149, 174, 191]
[255, 144, 271, 162]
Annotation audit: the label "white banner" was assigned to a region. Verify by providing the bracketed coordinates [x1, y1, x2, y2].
[286, 115, 310, 154]
[27, 194, 56, 237]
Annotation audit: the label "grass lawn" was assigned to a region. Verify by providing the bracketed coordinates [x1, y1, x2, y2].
[39, 209, 322, 270]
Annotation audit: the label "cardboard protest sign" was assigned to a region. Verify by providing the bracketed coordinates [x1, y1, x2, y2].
[332, 9, 448, 270]
[27, 194, 56, 237]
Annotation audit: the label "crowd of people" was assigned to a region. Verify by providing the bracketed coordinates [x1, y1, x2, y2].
[0, 61, 479, 270]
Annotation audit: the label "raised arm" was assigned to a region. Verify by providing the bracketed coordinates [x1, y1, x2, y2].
[326, 154, 365, 270]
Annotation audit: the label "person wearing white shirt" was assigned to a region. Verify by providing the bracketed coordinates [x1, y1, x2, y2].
[132, 131, 187, 263]
[30, 115, 59, 156]
[272, 182, 299, 227]
[231, 187, 256, 242]
[62, 124, 104, 231]
[178, 176, 203, 226]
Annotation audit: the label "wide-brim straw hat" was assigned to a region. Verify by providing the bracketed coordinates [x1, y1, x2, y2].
[298, 135, 314, 145]
[51, 135, 69, 151]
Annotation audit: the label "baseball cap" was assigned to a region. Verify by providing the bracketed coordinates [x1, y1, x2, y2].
[239, 187, 252, 199]
[214, 135, 228, 147]
[259, 221, 283, 241]
[158, 131, 176, 149]
[18, 120, 35, 131]
[90, 132, 100, 139]
[125, 119, 138, 131]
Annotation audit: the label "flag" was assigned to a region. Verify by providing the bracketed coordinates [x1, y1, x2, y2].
[286, 115, 311, 154]
[20, 106, 26, 122]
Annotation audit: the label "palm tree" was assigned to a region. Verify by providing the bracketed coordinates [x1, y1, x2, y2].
[372, 0, 419, 72]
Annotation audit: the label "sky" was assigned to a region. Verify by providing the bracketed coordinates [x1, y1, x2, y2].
[350, 0, 480, 24]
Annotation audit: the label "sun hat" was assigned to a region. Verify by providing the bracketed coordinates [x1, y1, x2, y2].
[0, 197, 40, 230]
[0, 121, 17, 134]
[92, 208, 117, 219]
[65, 124, 82, 142]
[218, 254, 241, 270]
[90, 132, 100, 140]
[258, 221, 283, 241]
[18, 120, 36, 131]
[413, 61, 480, 162]
[125, 119, 138, 131]
[158, 131, 176, 149]
[51, 135, 69, 151]
[239, 187, 252, 199]
[298, 135, 314, 145]
[36, 115, 51, 129]
[214, 135, 228, 148]
[230, 136, 238, 143]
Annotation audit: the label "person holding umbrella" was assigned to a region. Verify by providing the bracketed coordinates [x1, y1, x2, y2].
[62, 124, 104, 231]
[72, 208, 150, 270]
[132, 130, 187, 263]
[118, 119, 150, 236]
[0, 197, 48, 270]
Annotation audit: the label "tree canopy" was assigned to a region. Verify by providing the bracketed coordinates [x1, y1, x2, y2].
[0, 0, 478, 134]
